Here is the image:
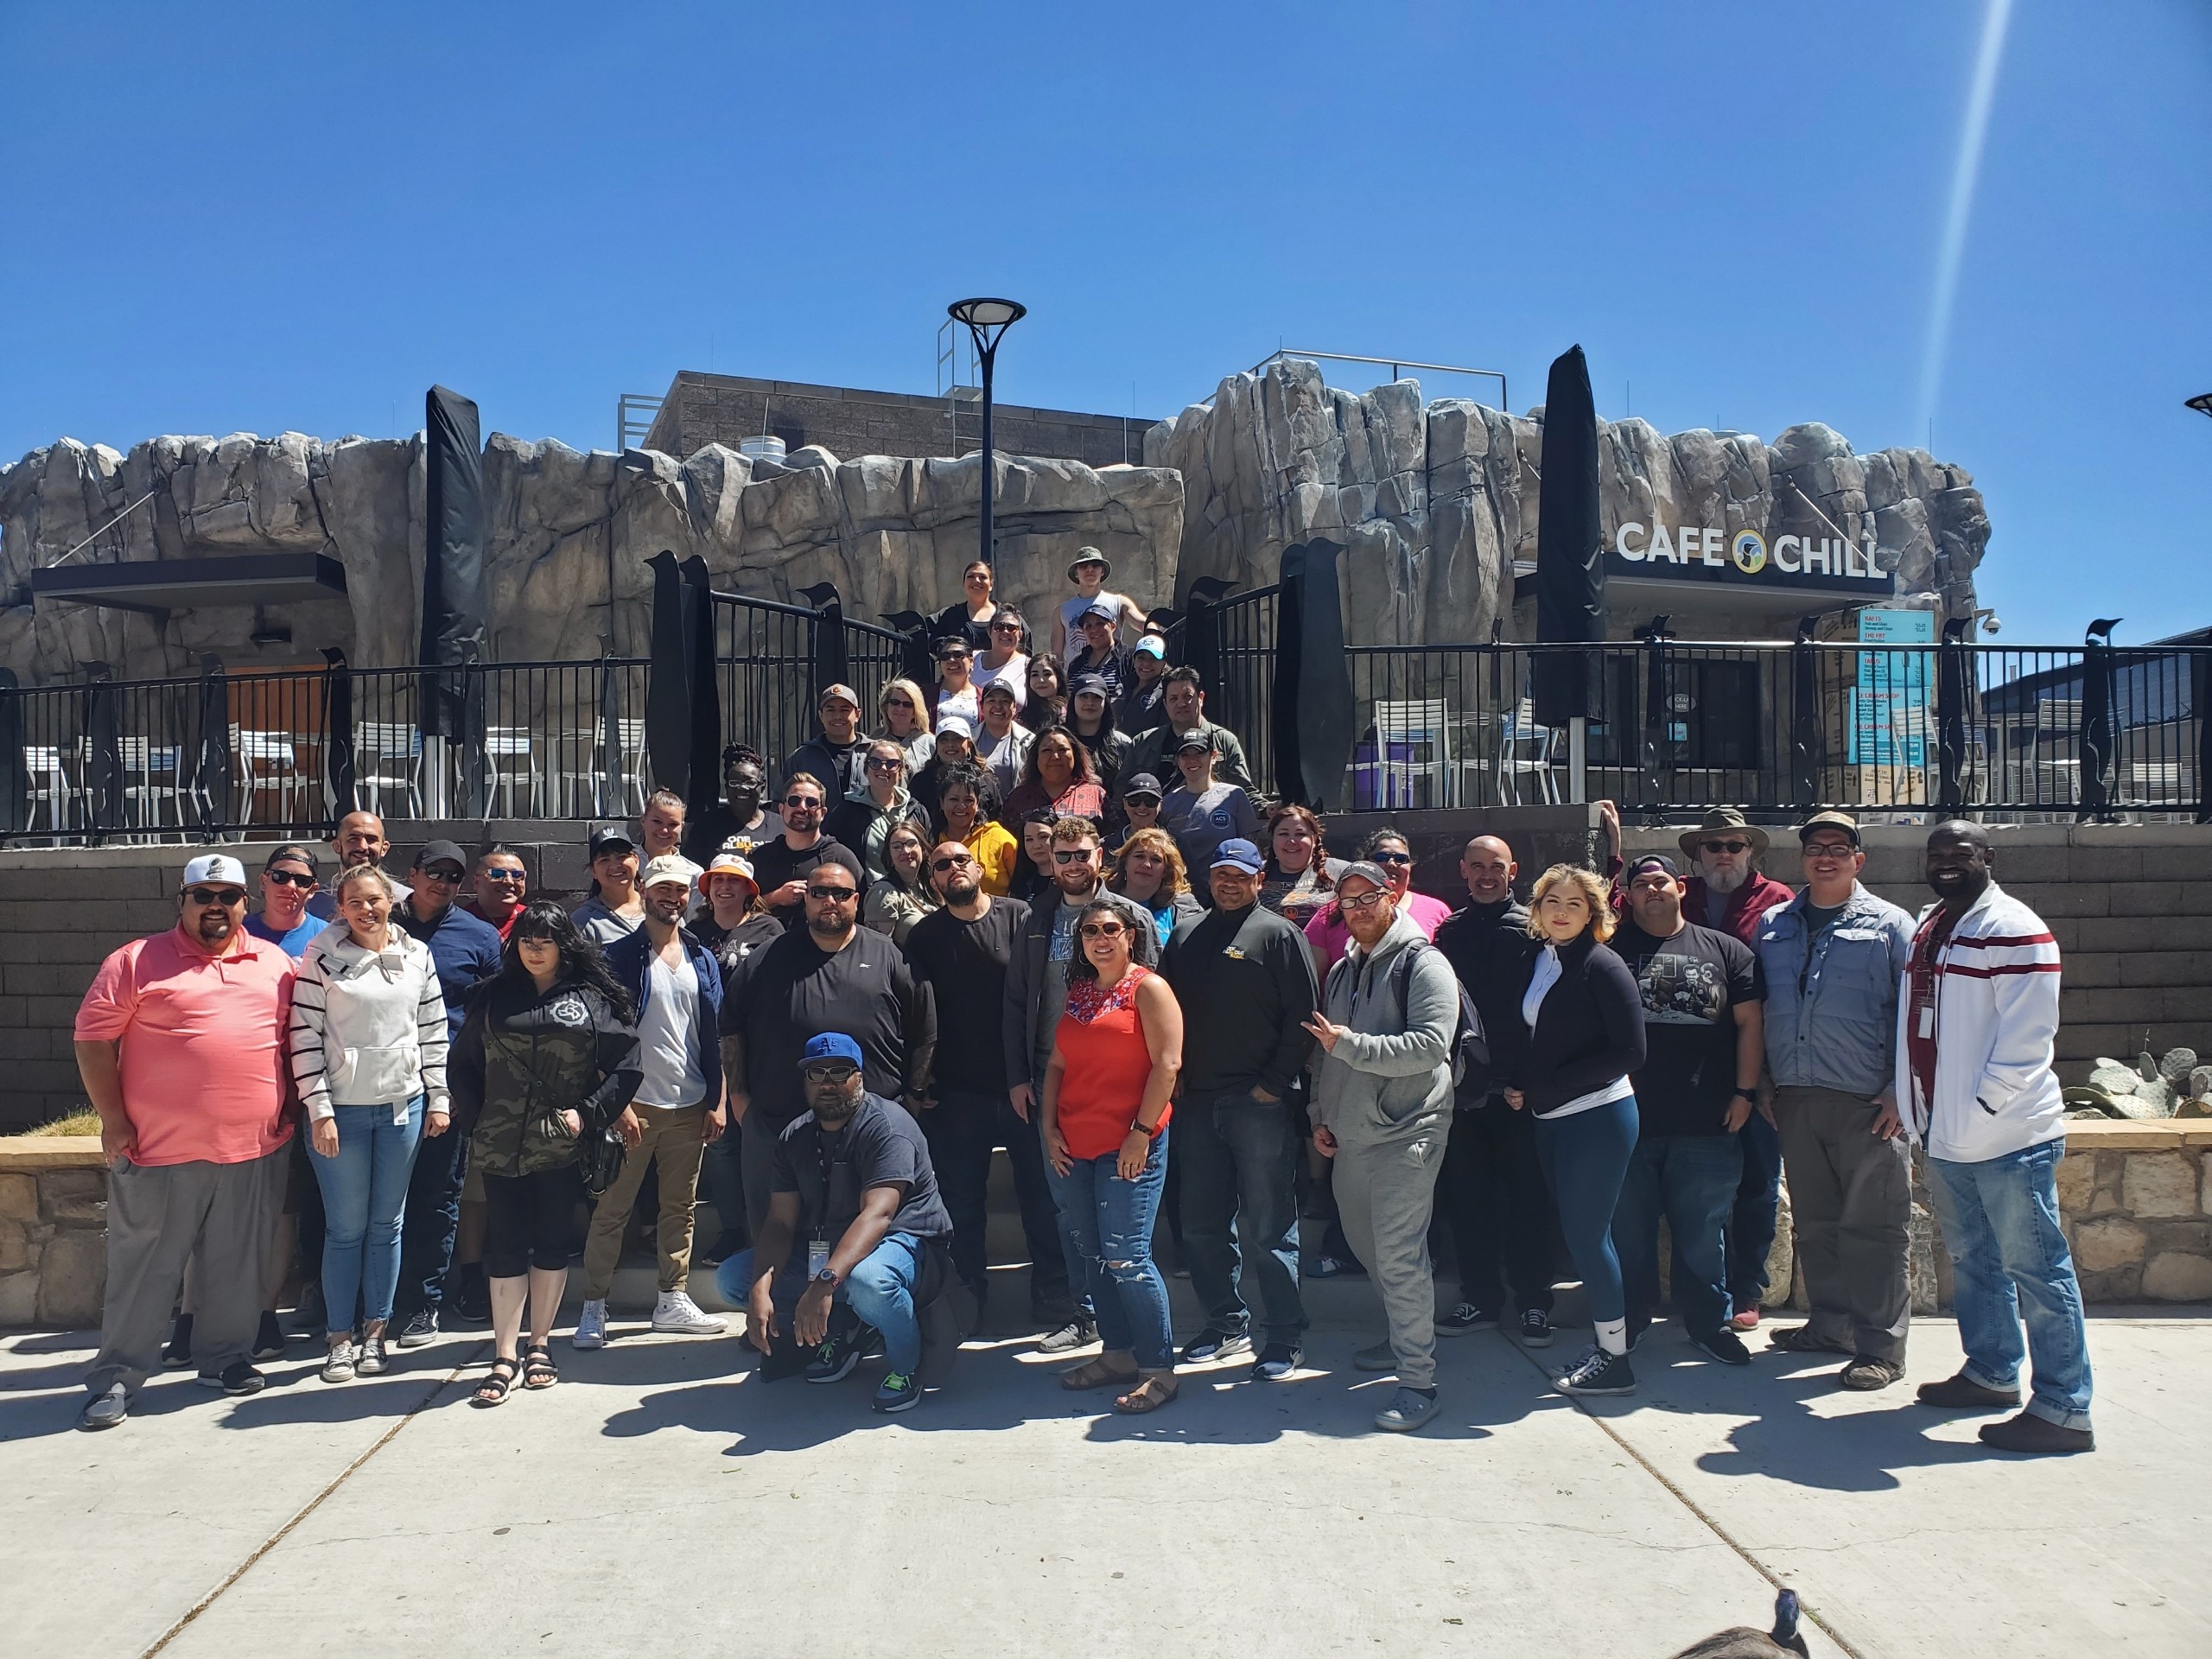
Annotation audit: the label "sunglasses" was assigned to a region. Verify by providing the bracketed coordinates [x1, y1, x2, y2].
[1052, 849, 1096, 863]
[990, 621, 1021, 632]
[783, 796, 823, 810]
[1370, 851, 1414, 866]
[264, 869, 316, 890]
[418, 865, 465, 883]
[481, 868, 526, 882]
[1701, 840, 1751, 855]
[930, 855, 976, 872]
[865, 756, 905, 772]
[186, 887, 247, 906]
[1078, 922, 1127, 939]
[885, 696, 914, 709]
[801, 1062, 860, 1084]
[805, 886, 858, 902]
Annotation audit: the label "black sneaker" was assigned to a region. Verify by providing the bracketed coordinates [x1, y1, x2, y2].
[1517, 1309, 1554, 1349]
[251, 1309, 287, 1362]
[290, 1286, 327, 1334]
[161, 1314, 193, 1369]
[1036, 1315, 1098, 1355]
[804, 1321, 874, 1384]
[1437, 1303, 1498, 1336]
[1556, 1347, 1637, 1396]
[1253, 1342, 1302, 1381]
[1691, 1327, 1752, 1366]
[454, 1267, 491, 1325]
[396, 1309, 439, 1349]
[1179, 1326, 1252, 1363]
[197, 1361, 267, 1396]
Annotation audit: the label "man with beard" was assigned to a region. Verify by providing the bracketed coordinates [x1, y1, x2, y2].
[1902, 822, 2090, 1454]
[684, 746, 785, 865]
[75, 856, 299, 1426]
[901, 843, 1068, 1332]
[738, 1034, 957, 1414]
[461, 844, 530, 941]
[721, 858, 936, 1290]
[1672, 807, 1795, 1334]
[1002, 816, 1159, 1351]
[307, 810, 410, 920]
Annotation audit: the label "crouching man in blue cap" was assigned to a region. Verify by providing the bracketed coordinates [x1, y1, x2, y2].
[721, 1033, 958, 1413]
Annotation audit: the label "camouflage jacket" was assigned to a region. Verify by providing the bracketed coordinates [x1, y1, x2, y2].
[452, 979, 640, 1179]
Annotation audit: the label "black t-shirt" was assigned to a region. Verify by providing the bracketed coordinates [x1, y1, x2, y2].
[1613, 919, 1764, 1135]
[697, 911, 785, 990]
[749, 836, 866, 931]
[720, 926, 932, 1132]
[772, 1093, 953, 1246]
[934, 601, 995, 653]
[901, 897, 1028, 1096]
[683, 805, 784, 866]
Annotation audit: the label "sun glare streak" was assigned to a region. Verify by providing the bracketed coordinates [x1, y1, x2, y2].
[1918, 0, 2014, 444]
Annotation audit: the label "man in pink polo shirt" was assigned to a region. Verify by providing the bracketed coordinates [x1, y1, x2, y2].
[73, 855, 298, 1429]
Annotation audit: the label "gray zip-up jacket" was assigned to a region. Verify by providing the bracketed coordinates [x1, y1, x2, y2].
[1754, 882, 1914, 1098]
[1309, 911, 1458, 1148]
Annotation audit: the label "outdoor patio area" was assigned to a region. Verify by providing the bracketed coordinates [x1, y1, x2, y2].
[3, 1280, 2202, 1658]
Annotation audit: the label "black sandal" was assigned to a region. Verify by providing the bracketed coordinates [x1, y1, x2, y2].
[522, 1344, 559, 1390]
[472, 1356, 519, 1408]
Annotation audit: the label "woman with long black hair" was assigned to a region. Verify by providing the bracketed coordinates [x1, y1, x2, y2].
[449, 901, 640, 1405]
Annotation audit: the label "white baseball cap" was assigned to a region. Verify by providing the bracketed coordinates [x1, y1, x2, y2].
[181, 854, 247, 888]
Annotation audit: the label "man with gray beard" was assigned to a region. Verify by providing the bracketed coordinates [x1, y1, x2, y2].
[1673, 808, 1796, 1333]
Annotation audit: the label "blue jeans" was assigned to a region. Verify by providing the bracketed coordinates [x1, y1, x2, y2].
[1046, 1128, 1173, 1370]
[1612, 1132, 1744, 1340]
[308, 1097, 425, 1334]
[1531, 1095, 1639, 1325]
[1927, 1141, 2094, 1431]
[1726, 1109, 1783, 1308]
[714, 1230, 931, 1376]
[1175, 1094, 1305, 1344]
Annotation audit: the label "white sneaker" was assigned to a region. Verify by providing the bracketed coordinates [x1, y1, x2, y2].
[652, 1290, 726, 1335]
[572, 1300, 608, 1351]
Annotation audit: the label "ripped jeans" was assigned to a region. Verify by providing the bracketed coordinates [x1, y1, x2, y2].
[1046, 1128, 1173, 1370]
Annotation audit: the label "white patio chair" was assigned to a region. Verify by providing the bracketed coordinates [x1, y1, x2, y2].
[1372, 698, 1455, 809]
[232, 728, 304, 825]
[354, 723, 423, 818]
[25, 744, 73, 833]
[1498, 698, 1559, 804]
[120, 738, 185, 836]
[484, 726, 543, 817]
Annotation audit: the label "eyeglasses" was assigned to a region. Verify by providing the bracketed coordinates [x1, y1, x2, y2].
[783, 796, 823, 810]
[186, 887, 247, 906]
[1701, 840, 1751, 855]
[805, 886, 858, 902]
[1077, 922, 1127, 939]
[930, 855, 976, 872]
[865, 756, 904, 772]
[1370, 851, 1414, 866]
[801, 1062, 860, 1084]
[1802, 842, 1855, 861]
[1340, 890, 1387, 912]
[264, 869, 316, 889]
[1052, 849, 1096, 864]
[480, 868, 526, 883]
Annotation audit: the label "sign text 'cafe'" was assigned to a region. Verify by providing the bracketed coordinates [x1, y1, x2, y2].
[1611, 522, 1887, 584]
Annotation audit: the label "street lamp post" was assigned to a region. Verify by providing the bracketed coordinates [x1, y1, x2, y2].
[948, 298, 1026, 570]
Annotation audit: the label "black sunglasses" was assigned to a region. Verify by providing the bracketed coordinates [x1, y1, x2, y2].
[1052, 849, 1096, 863]
[805, 886, 858, 901]
[1701, 840, 1751, 855]
[264, 869, 316, 890]
[783, 796, 823, 810]
[931, 855, 975, 872]
[186, 887, 247, 906]
[1370, 851, 1414, 866]
[865, 756, 905, 772]
[417, 865, 466, 882]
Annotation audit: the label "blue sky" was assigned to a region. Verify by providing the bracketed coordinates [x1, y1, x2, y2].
[2, 2, 2206, 643]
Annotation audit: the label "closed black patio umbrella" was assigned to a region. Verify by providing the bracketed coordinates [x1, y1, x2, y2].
[1530, 346, 1606, 800]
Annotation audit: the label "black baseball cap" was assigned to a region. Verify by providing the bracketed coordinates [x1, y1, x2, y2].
[412, 838, 469, 874]
[588, 824, 636, 857]
[1121, 772, 1164, 799]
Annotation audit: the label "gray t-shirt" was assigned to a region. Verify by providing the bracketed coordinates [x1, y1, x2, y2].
[571, 895, 643, 948]
[1702, 887, 1733, 931]
[633, 951, 707, 1109]
[1160, 782, 1262, 880]
[1033, 895, 1087, 1076]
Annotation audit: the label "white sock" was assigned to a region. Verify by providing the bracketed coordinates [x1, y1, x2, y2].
[1594, 1319, 1628, 1357]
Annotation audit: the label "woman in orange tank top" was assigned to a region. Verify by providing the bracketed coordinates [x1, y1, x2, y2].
[1041, 898, 1184, 1413]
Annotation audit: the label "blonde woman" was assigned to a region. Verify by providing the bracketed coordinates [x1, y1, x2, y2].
[1109, 827, 1201, 950]
[290, 865, 450, 1384]
[1499, 864, 1646, 1399]
[878, 677, 937, 771]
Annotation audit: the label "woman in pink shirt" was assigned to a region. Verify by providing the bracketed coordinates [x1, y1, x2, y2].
[1302, 829, 1451, 972]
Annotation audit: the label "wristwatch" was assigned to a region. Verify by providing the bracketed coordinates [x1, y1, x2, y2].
[813, 1266, 838, 1287]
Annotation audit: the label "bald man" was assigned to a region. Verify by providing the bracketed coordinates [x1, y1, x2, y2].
[307, 810, 411, 921]
[1429, 835, 1557, 1345]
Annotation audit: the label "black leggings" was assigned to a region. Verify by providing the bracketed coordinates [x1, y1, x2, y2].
[481, 1165, 583, 1279]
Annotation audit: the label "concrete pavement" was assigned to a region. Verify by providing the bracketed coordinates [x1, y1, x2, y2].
[1, 1287, 2203, 1659]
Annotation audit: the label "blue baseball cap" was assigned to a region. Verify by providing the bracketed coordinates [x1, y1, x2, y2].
[1210, 838, 1264, 874]
[799, 1032, 864, 1069]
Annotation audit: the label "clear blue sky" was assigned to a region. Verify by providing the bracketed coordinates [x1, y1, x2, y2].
[3, 2, 2206, 643]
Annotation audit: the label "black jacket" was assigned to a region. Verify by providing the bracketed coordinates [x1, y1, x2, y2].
[1433, 898, 1534, 1096]
[785, 733, 872, 800]
[451, 979, 640, 1179]
[1505, 933, 1647, 1116]
[1001, 885, 1160, 1089]
[1160, 901, 1319, 1100]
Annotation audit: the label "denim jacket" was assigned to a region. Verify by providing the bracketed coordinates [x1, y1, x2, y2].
[1754, 883, 1915, 1098]
[604, 925, 725, 1110]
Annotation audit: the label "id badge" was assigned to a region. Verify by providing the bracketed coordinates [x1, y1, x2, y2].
[1917, 1004, 1935, 1039]
[808, 1239, 830, 1278]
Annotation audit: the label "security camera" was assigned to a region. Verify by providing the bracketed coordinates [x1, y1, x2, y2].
[1981, 614, 2001, 635]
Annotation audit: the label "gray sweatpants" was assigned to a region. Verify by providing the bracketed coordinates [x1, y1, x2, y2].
[1332, 1121, 1451, 1389]
[1773, 1085, 1911, 1363]
[87, 1145, 288, 1396]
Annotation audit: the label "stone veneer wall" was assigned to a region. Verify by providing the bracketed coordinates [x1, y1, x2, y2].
[0, 1139, 108, 1327]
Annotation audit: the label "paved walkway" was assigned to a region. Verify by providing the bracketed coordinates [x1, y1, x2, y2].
[2, 1287, 2204, 1659]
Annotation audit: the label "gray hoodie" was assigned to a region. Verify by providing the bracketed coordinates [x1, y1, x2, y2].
[1309, 910, 1458, 1147]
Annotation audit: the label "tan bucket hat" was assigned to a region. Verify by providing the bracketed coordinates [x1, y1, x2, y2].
[1676, 805, 1770, 861]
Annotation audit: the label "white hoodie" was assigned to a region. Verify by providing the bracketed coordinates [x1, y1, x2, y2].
[1894, 880, 2064, 1164]
[290, 926, 449, 1122]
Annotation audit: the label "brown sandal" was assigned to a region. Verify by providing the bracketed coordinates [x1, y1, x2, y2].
[1113, 1370, 1179, 1414]
[1060, 1354, 1141, 1392]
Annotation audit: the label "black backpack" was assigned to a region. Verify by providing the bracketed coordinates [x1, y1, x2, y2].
[1339, 940, 1491, 1100]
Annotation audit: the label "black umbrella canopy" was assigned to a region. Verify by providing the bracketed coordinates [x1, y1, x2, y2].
[1531, 345, 1606, 727]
